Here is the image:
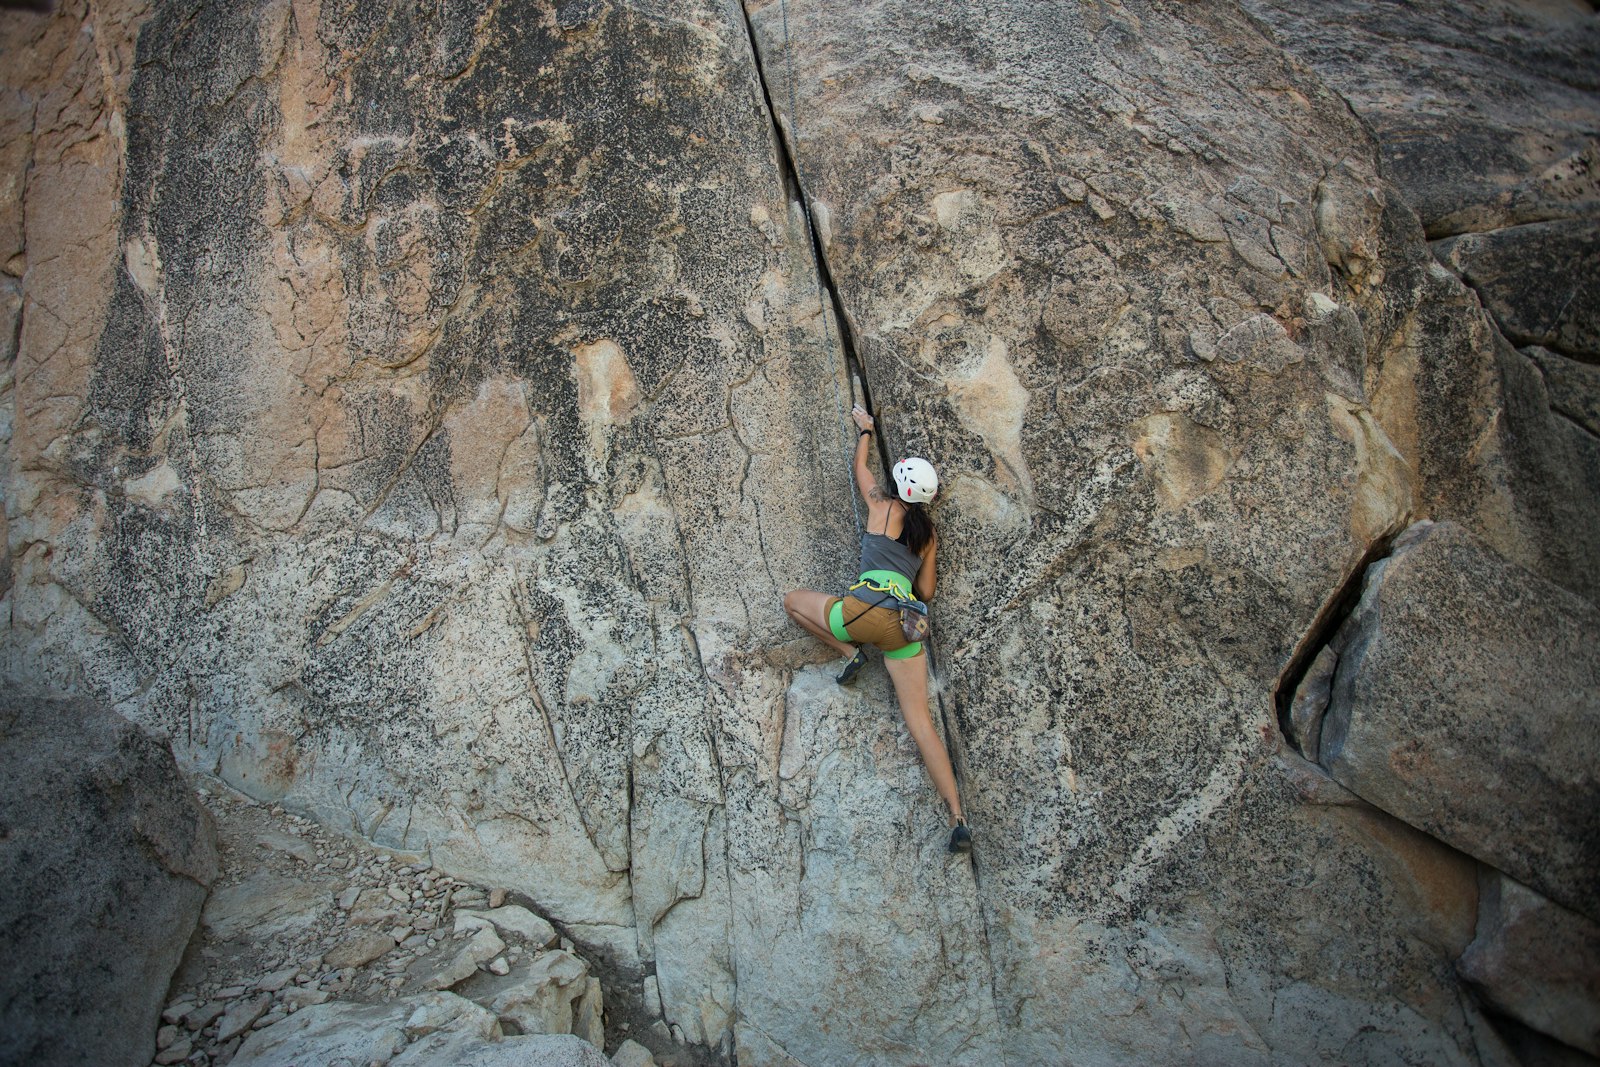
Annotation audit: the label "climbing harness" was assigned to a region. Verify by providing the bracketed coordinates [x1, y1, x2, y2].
[842, 577, 931, 644]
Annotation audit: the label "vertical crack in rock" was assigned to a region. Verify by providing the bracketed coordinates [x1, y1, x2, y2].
[507, 578, 603, 864]
[738, 0, 984, 811]
[1273, 531, 1399, 760]
[738, 7, 1003, 1058]
[5, 281, 21, 364]
[358, 415, 446, 528]
[677, 621, 727, 802]
[736, 2, 886, 465]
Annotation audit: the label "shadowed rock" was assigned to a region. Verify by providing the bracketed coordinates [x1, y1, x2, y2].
[1, 0, 1598, 1064]
[1459, 868, 1600, 1057]
[1244, 0, 1600, 237]
[0, 693, 218, 1067]
[1434, 220, 1600, 361]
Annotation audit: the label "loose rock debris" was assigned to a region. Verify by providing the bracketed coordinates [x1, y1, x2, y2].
[152, 780, 655, 1067]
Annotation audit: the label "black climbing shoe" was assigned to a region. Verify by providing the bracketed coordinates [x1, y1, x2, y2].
[836, 648, 867, 686]
[948, 817, 972, 854]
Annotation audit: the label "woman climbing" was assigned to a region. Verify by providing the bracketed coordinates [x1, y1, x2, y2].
[782, 404, 972, 854]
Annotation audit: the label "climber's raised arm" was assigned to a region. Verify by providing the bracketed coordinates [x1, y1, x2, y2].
[850, 404, 879, 500]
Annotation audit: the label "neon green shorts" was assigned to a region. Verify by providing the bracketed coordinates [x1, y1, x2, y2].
[827, 596, 924, 659]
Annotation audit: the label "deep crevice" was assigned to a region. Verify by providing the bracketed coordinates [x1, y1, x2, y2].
[738, 2, 896, 474]
[1272, 529, 1400, 755]
[1424, 206, 1597, 244]
[4, 278, 22, 365]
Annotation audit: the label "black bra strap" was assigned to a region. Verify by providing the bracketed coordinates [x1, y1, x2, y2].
[874, 500, 904, 538]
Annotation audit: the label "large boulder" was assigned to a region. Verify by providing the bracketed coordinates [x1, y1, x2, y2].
[1306, 521, 1600, 922]
[484, 948, 589, 1036]
[391, 1033, 612, 1067]
[0, 693, 218, 1067]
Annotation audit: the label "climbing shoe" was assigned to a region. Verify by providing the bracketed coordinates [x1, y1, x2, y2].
[948, 817, 972, 854]
[836, 648, 868, 686]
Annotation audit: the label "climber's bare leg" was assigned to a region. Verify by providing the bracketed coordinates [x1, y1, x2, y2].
[883, 651, 964, 823]
[783, 589, 857, 659]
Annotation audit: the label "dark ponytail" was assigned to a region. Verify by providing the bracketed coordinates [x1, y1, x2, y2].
[901, 501, 934, 554]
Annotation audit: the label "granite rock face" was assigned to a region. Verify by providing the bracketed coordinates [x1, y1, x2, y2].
[0, 693, 219, 1067]
[7, 0, 853, 978]
[2, 1, 1597, 1065]
[748, 0, 1598, 1063]
[1246, 0, 1600, 603]
[1242, 0, 1600, 239]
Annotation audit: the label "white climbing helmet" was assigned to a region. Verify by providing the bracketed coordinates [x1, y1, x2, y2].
[892, 457, 939, 504]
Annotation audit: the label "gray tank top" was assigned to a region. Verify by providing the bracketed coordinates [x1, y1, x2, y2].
[857, 508, 924, 588]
